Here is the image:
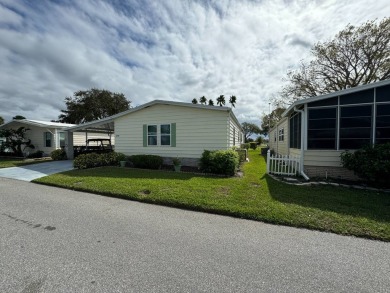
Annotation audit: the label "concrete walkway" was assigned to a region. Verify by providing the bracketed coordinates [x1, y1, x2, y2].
[0, 160, 74, 181]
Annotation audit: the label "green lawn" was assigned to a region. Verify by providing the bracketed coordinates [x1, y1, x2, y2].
[34, 150, 390, 241]
[0, 157, 52, 168]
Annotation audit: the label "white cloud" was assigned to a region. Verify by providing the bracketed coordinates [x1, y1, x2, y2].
[0, 0, 389, 126]
[0, 4, 22, 25]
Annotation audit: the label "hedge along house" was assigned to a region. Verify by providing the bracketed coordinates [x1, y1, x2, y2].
[268, 79, 390, 180]
[66, 100, 244, 166]
[0, 119, 113, 157]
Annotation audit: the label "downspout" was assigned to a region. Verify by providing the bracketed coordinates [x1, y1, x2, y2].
[293, 106, 310, 181]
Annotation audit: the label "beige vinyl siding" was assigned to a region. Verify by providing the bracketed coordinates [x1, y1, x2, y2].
[73, 132, 114, 145]
[30, 126, 57, 154]
[303, 150, 343, 167]
[228, 116, 243, 148]
[268, 127, 277, 151]
[289, 148, 301, 157]
[115, 104, 229, 158]
[269, 117, 288, 156]
[277, 118, 288, 155]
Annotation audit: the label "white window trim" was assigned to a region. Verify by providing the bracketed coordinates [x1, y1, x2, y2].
[278, 128, 284, 141]
[147, 123, 171, 147]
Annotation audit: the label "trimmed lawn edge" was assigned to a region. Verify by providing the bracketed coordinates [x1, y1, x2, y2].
[0, 158, 53, 168]
[32, 180, 388, 242]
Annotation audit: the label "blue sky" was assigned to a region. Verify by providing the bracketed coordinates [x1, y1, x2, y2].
[0, 0, 389, 125]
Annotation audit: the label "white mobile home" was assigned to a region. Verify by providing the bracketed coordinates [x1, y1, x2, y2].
[269, 79, 390, 180]
[67, 100, 244, 166]
[0, 119, 113, 157]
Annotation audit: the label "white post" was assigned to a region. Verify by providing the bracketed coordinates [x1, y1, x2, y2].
[300, 110, 305, 174]
[266, 149, 270, 174]
[65, 130, 74, 160]
[54, 128, 58, 149]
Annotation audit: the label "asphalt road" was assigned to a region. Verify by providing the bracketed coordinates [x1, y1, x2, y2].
[0, 178, 389, 293]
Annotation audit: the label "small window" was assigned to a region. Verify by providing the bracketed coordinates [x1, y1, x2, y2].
[148, 125, 157, 146]
[59, 132, 66, 148]
[274, 131, 277, 142]
[278, 128, 284, 141]
[233, 128, 236, 146]
[44, 132, 52, 147]
[160, 124, 171, 146]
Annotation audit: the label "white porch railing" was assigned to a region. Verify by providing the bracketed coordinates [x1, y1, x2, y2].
[266, 150, 300, 176]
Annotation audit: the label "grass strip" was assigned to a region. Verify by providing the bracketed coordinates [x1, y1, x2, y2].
[0, 158, 52, 168]
[34, 150, 390, 242]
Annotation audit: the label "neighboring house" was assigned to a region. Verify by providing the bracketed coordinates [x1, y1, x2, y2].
[67, 100, 244, 166]
[269, 79, 390, 180]
[0, 119, 113, 156]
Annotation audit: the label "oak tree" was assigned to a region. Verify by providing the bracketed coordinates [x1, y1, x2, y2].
[280, 17, 390, 104]
[241, 122, 261, 142]
[58, 89, 130, 124]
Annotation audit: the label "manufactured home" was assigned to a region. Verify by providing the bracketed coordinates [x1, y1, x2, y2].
[67, 100, 244, 166]
[0, 119, 113, 157]
[269, 79, 390, 180]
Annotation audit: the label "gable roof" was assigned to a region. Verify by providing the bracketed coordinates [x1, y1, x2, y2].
[67, 100, 243, 132]
[282, 79, 390, 117]
[0, 119, 75, 129]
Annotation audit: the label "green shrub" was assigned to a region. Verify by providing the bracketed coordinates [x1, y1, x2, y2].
[51, 149, 67, 160]
[199, 150, 213, 173]
[240, 143, 250, 150]
[249, 142, 257, 150]
[128, 154, 163, 170]
[341, 143, 390, 187]
[27, 150, 44, 158]
[200, 149, 240, 176]
[73, 152, 126, 169]
[260, 147, 269, 155]
[235, 149, 247, 162]
[115, 152, 127, 162]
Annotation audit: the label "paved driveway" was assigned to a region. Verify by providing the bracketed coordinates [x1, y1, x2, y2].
[0, 160, 73, 181]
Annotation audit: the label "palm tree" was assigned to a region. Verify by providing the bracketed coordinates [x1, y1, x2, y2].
[216, 95, 225, 107]
[208, 99, 214, 106]
[229, 95, 237, 108]
[199, 96, 207, 105]
[191, 98, 198, 104]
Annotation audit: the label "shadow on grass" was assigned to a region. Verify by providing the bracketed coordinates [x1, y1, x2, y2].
[260, 154, 390, 223]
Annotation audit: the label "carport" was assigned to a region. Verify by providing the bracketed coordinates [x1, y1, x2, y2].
[65, 118, 115, 159]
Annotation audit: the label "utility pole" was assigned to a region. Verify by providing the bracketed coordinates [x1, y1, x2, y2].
[268, 102, 271, 142]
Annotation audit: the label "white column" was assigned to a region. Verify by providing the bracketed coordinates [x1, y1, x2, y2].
[54, 128, 58, 149]
[65, 130, 74, 159]
[266, 149, 270, 174]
